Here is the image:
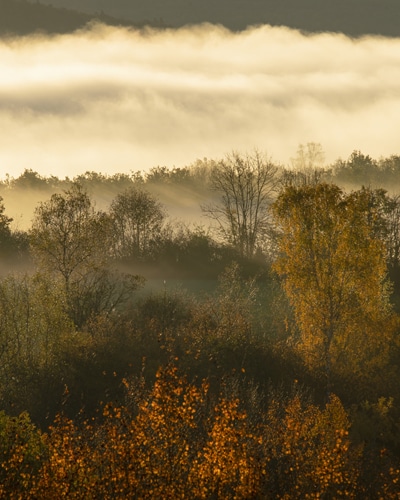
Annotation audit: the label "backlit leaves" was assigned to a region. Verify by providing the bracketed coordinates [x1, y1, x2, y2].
[0, 364, 394, 498]
[272, 183, 394, 390]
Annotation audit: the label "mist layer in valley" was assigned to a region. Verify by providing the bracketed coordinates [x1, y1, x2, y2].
[0, 23, 400, 181]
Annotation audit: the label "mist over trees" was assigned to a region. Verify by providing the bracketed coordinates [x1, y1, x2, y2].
[0, 148, 400, 496]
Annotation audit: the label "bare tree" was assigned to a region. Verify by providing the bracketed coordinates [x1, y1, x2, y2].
[282, 142, 328, 187]
[202, 151, 279, 258]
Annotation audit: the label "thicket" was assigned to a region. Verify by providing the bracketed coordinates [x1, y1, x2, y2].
[0, 150, 399, 497]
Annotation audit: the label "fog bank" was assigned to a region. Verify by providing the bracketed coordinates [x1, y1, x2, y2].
[1, 24, 400, 179]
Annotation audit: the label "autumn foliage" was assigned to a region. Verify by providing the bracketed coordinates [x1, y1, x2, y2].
[0, 363, 397, 498]
[0, 169, 400, 497]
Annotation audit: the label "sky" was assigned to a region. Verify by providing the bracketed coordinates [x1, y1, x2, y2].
[1, 23, 400, 180]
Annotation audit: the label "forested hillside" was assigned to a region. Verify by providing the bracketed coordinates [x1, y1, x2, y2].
[0, 149, 399, 496]
[5, 0, 400, 37]
[26, 0, 400, 36]
[0, 0, 161, 36]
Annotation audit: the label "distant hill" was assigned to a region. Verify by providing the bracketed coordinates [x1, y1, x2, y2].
[24, 0, 400, 37]
[0, 0, 163, 37]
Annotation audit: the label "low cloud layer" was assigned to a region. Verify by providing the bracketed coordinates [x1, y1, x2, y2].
[1, 24, 400, 179]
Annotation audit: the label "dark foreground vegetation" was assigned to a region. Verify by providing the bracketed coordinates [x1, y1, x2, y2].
[0, 147, 400, 497]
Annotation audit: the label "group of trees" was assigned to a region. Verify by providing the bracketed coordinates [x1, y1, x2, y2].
[30, 184, 144, 327]
[1, 363, 397, 499]
[332, 151, 400, 189]
[0, 149, 399, 496]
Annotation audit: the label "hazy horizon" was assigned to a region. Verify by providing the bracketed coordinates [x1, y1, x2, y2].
[1, 23, 400, 180]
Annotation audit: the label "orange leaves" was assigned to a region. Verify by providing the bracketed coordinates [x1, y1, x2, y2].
[128, 364, 209, 498]
[263, 393, 360, 499]
[190, 397, 264, 499]
[31, 415, 95, 499]
[0, 365, 397, 498]
[0, 411, 45, 499]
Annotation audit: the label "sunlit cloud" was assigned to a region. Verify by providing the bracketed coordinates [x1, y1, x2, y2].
[1, 23, 400, 179]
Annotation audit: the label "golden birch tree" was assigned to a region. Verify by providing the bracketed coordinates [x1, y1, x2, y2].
[272, 183, 394, 393]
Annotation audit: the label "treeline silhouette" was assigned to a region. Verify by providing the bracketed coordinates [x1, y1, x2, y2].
[24, 0, 400, 36]
[0, 150, 399, 497]
[0, 0, 164, 37]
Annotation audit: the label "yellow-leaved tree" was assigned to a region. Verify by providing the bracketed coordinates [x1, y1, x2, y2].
[272, 183, 395, 395]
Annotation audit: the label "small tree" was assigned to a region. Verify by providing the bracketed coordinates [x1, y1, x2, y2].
[110, 187, 166, 261]
[290, 142, 325, 172]
[202, 151, 279, 258]
[0, 197, 15, 260]
[30, 183, 108, 293]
